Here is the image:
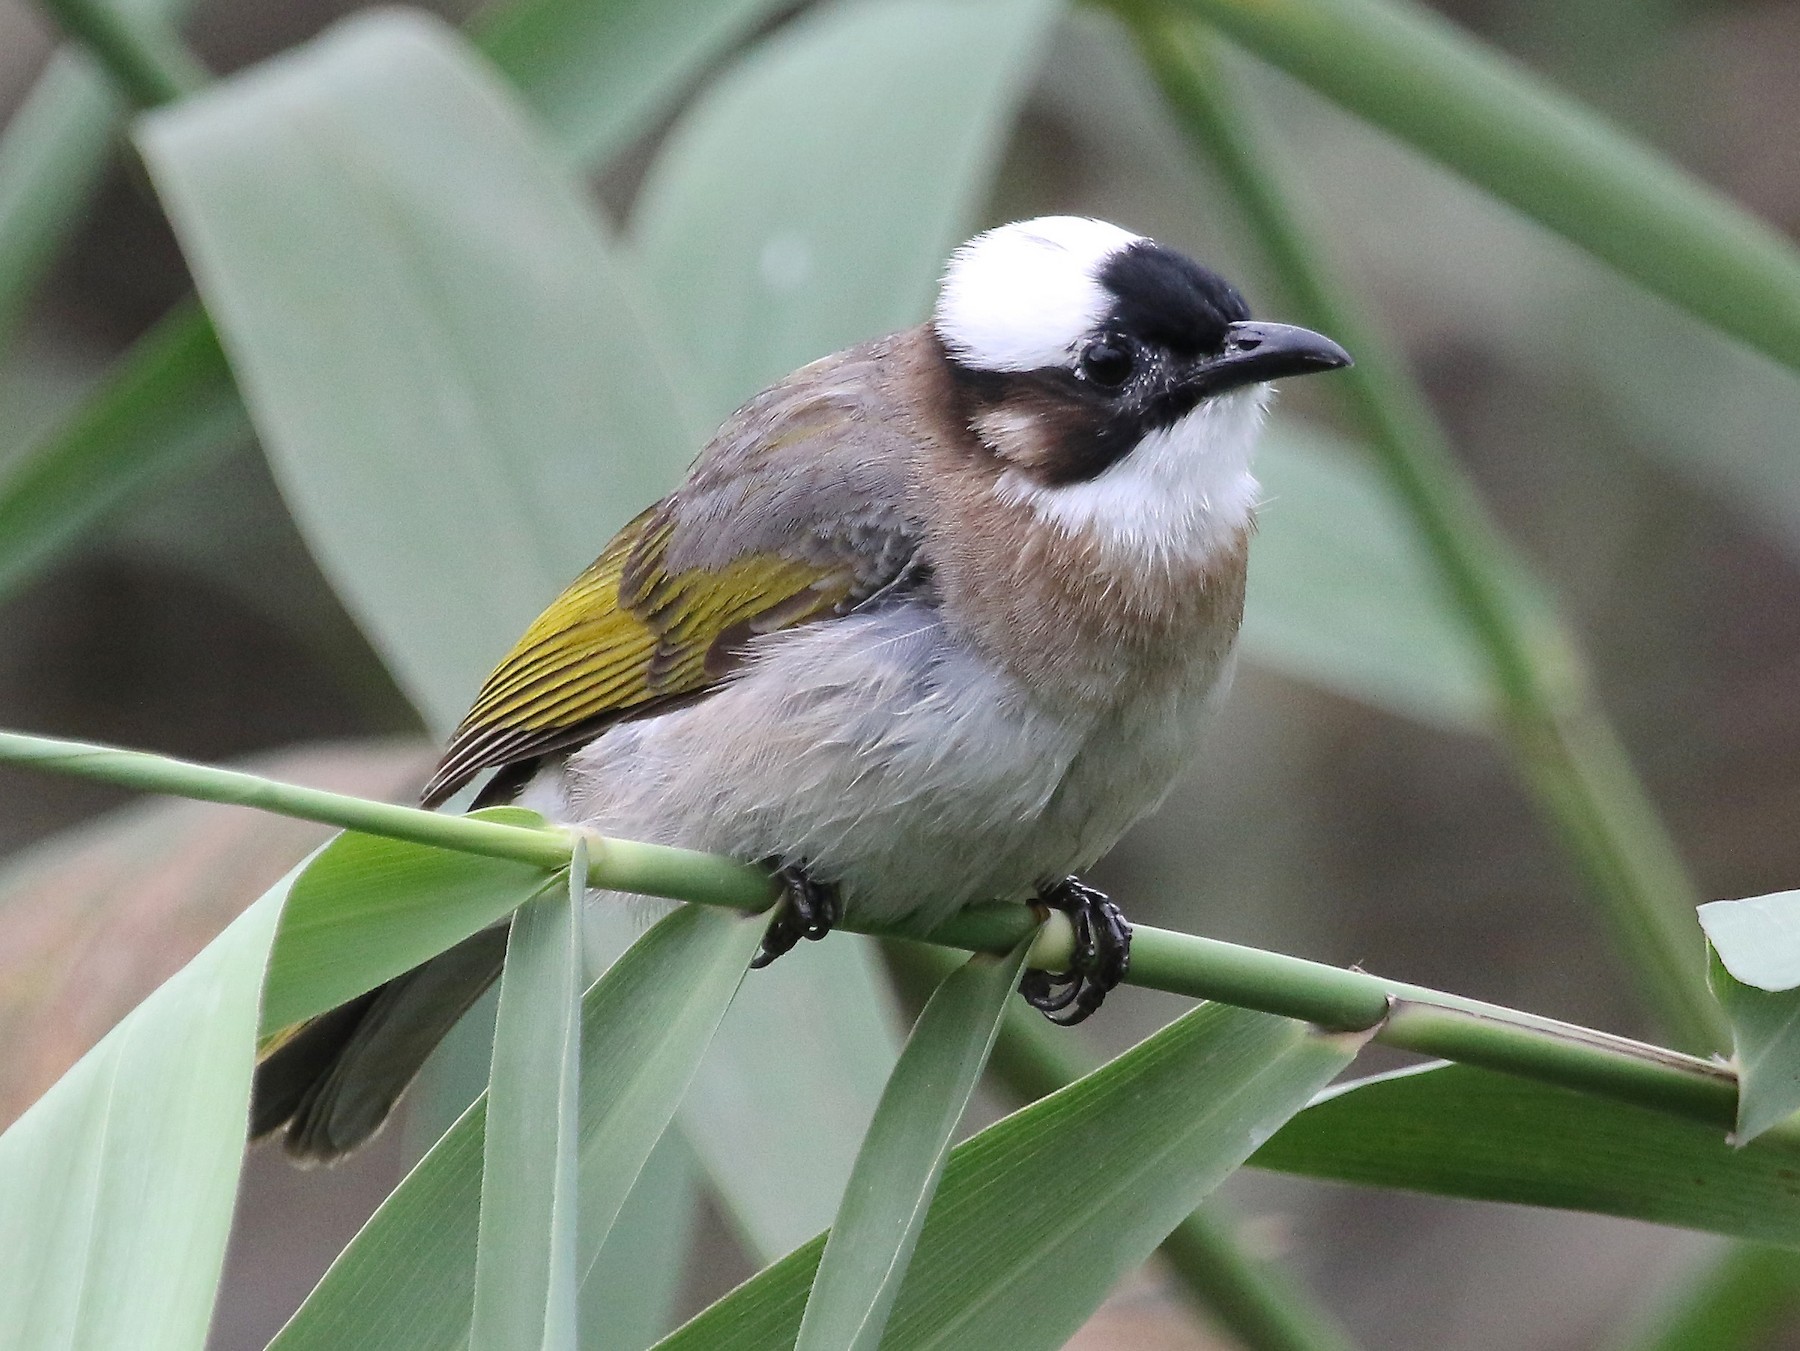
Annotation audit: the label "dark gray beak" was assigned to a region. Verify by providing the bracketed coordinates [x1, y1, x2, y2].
[1199, 320, 1352, 395]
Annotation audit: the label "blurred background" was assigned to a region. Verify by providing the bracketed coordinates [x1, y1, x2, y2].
[4, 0, 1800, 1346]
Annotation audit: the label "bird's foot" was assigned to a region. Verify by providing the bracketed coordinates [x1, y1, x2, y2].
[751, 862, 842, 969]
[1019, 876, 1132, 1026]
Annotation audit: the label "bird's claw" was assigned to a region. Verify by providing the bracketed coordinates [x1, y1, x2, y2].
[751, 862, 842, 969]
[1019, 877, 1131, 1026]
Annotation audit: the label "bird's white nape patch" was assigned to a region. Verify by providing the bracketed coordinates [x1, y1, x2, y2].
[933, 217, 1142, 373]
[997, 387, 1271, 568]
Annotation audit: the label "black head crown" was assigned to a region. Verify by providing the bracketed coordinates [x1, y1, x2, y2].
[1096, 241, 1250, 356]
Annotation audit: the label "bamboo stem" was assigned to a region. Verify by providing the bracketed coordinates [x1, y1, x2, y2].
[0, 727, 1755, 1144]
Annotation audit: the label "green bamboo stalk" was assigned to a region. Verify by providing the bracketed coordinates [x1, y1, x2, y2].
[1121, 7, 1726, 1053]
[33, 0, 207, 109]
[0, 726, 1755, 1144]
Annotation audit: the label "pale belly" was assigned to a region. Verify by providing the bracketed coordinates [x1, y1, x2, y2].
[530, 602, 1233, 931]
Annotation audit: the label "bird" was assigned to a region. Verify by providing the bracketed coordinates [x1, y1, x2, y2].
[251, 215, 1351, 1161]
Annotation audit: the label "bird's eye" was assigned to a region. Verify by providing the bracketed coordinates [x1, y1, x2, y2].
[1079, 337, 1134, 389]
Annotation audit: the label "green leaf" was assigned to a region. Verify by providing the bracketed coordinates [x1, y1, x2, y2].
[1250, 1061, 1800, 1245]
[1707, 952, 1800, 1145]
[0, 0, 202, 352]
[580, 1128, 699, 1351]
[1173, 0, 1800, 376]
[474, 0, 796, 168]
[1700, 893, 1800, 993]
[1246, 421, 1488, 730]
[260, 806, 554, 1035]
[0, 0, 771, 598]
[1613, 1242, 1800, 1351]
[655, 1003, 1365, 1351]
[272, 903, 766, 1351]
[0, 301, 248, 602]
[796, 940, 1033, 1351]
[680, 940, 906, 1259]
[631, 0, 1062, 422]
[0, 740, 429, 1127]
[0, 52, 120, 354]
[1699, 894, 1800, 1143]
[135, 10, 697, 730]
[471, 846, 585, 1351]
[0, 877, 286, 1351]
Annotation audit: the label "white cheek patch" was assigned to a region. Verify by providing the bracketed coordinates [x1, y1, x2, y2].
[996, 387, 1271, 568]
[934, 216, 1142, 373]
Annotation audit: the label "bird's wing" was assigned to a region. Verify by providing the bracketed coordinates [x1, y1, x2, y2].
[420, 336, 926, 808]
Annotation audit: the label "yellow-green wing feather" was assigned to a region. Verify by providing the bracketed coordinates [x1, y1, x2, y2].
[420, 504, 861, 807]
[421, 334, 928, 807]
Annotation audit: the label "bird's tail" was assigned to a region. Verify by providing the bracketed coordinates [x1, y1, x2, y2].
[250, 926, 509, 1163]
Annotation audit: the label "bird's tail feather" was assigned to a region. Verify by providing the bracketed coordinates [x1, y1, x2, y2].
[250, 925, 509, 1163]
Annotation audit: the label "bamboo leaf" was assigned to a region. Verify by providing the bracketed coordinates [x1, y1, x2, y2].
[0, 301, 248, 602]
[0, 52, 120, 354]
[0, 878, 287, 1351]
[1612, 1242, 1800, 1351]
[0, 0, 772, 596]
[470, 844, 585, 1351]
[1700, 893, 1800, 993]
[1247, 422, 1487, 730]
[135, 10, 697, 729]
[0, 0, 202, 352]
[474, 0, 796, 168]
[796, 940, 1034, 1351]
[259, 806, 554, 1036]
[680, 941, 907, 1259]
[1699, 894, 1800, 1143]
[1171, 0, 1800, 376]
[1251, 1061, 1800, 1245]
[271, 903, 766, 1351]
[580, 1129, 699, 1351]
[631, 0, 1062, 422]
[0, 740, 429, 1128]
[654, 1003, 1366, 1351]
[1707, 954, 1800, 1145]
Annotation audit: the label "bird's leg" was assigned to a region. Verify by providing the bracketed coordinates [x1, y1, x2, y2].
[1019, 876, 1132, 1026]
[750, 861, 843, 970]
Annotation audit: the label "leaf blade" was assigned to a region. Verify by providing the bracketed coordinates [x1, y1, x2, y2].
[470, 846, 585, 1351]
[796, 940, 1033, 1351]
[1698, 894, 1800, 1142]
[474, 0, 795, 168]
[271, 903, 766, 1351]
[1251, 1060, 1800, 1245]
[135, 10, 696, 730]
[1246, 422, 1488, 730]
[0, 878, 286, 1351]
[655, 1003, 1366, 1351]
[0, 301, 248, 602]
[631, 0, 1062, 422]
[259, 806, 553, 1036]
